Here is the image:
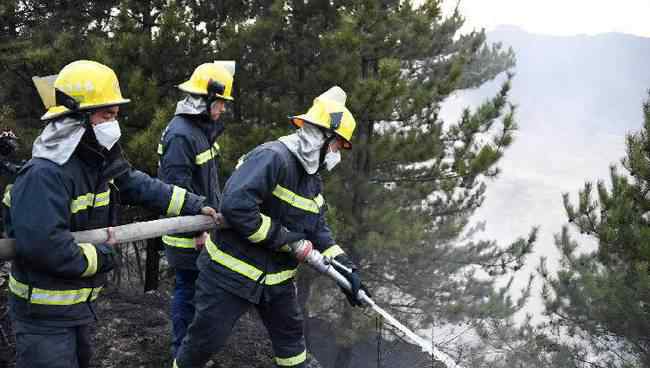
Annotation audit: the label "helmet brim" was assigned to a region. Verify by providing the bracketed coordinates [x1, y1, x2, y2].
[289, 116, 352, 149]
[41, 99, 131, 121]
[177, 83, 234, 101]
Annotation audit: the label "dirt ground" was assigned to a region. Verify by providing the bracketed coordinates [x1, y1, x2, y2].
[93, 286, 282, 368]
[0, 268, 316, 368]
[0, 261, 430, 368]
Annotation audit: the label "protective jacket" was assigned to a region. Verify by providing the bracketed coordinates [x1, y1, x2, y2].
[158, 114, 222, 270]
[207, 141, 347, 304]
[5, 134, 205, 326]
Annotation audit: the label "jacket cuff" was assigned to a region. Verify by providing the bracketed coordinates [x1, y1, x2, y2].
[272, 227, 305, 250]
[180, 191, 206, 215]
[79, 243, 99, 277]
[247, 214, 272, 243]
[166, 186, 187, 216]
[322, 244, 345, 258]
[95, 243, 117, 274]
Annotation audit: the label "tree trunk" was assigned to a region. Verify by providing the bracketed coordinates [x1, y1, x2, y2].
[144, 237, 162, 292]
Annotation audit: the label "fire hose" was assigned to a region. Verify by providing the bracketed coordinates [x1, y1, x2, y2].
[300, 245, 463, 368]
[0, 214, 463, 367]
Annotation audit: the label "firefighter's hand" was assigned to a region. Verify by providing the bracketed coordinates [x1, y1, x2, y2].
[332, 261, 370, 307]
[288, 239, 313, 263]
[105, 227, 117, 246]
[200, 206, 221, 225]
[194, 231, 208, 251]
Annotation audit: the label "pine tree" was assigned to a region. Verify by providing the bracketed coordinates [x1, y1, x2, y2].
[0, 0, 119, 153]
[540, 94, 650, 367]
[208, 1, 535, 366]
[0, 1, 537, 366]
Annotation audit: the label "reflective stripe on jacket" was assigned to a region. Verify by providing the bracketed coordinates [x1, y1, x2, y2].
[209, 141, 345, 303]
[5, 141, 205, 325]
[158, 114, 223, 270]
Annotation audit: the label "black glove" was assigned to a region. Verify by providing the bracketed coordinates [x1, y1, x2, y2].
[331, 256, 370, 307]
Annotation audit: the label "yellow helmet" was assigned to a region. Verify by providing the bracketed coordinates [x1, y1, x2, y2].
[290, 86, 356, 149]
[177, 61, 235, 101]
[41, 60, 130, 121]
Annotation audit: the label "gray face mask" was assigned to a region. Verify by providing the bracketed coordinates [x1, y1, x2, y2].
[323, 150, 341, 171]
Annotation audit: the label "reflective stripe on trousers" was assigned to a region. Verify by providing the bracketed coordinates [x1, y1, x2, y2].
[275, 350, 307, 366]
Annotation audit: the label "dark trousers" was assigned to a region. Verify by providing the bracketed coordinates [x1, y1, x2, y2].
[174, 273, 306, 367]
[171, 268, 199, 357]
[14, 319, 93, 368]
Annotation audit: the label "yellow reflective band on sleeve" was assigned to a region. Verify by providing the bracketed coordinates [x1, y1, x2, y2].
[275, 350, 307, 367]
[247, 214, 271, 243]
[162, 235, 196, 249]
[3, 184, 12, 207]
[195, 142, 220, 165]
[79, 243, 98, 277]
[93, 191, 110, 207]
[157, 144, 164, 155]
[9, 274, 103, 306]
[272, 185, 324, 214]
[167, 186, 186, 216]
[322, 244, 344, 258]
[172, 360, 179, 368]
[205, 237, 296, 285]
[70, 190, 111, 214]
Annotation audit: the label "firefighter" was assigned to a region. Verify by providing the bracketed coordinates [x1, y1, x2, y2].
[5, 60, 218, 368]
[157, 61, 234, 357]
[173, 86, 369, 368]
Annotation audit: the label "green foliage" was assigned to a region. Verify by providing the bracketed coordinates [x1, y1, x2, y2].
[1, 1, 533, 366]
[539, 94, 650, 367]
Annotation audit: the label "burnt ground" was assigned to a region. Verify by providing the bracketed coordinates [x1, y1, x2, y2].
[0, 262, 432, 368]
[93, 286, 286, 368]
[0, 270, 314, 368]
[0, 263, 321, 368]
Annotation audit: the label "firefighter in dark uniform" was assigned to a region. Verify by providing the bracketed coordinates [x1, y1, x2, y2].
[157, 61, 235, 357]
[173, 86, 370, 368]
[4, 60, 219, 368]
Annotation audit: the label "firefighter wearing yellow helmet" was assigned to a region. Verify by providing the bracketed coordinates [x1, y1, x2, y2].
[290, 86, 356, 150]
[173, 86, 370, 368]
[39, 59, 131, 121]
[177, 61, 234, 101]
[157, 61, 236, 358]
[6, 60, 219, 368]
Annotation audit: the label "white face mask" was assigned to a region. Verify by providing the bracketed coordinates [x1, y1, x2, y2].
[93, 119, 121, 150]
[323, 150, 341, 171]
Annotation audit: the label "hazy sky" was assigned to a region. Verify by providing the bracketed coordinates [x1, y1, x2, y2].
[442, 0, 650, 37]
[436, 0, 650, 324]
